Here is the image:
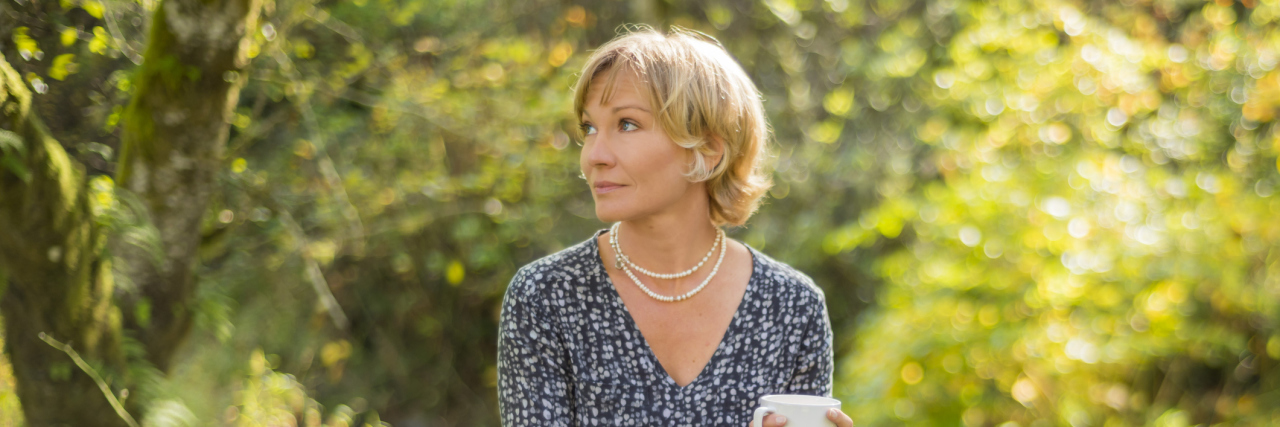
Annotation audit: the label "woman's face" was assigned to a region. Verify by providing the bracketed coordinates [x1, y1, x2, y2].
[579, 68, 701, 223]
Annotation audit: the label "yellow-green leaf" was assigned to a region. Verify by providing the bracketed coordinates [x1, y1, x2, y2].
[233, 113, 251, 129]
[446, 260, 465, 285]
[13, 27, 41, 59]
[807, 119, 844, 144]
[49, 54, 77, 81]
[823, 87, 855, 116]
[82, 0, 105, 19]
[319, 340, 351, 367]
[88, 175, 116, 218]
[60, 28, 78, 47]
[293, 39, 314, 59]
[88, 26, 108, 54]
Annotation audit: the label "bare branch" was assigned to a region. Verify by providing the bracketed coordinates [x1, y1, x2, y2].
[38, 333, 140, 427]
[278, 209, 350, 331]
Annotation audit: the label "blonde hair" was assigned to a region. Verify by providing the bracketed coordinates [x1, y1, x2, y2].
[572, 25, 773, 227]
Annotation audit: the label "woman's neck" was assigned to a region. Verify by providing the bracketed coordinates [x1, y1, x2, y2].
[613, 199, 721, 288]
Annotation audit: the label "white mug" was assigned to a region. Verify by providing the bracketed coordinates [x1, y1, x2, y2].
[751, 394, 841, 427]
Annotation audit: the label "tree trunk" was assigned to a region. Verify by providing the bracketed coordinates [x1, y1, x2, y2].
[113, 0, 262, 375]
[0, 56, 129, 427]
[0, 0, 260, 423]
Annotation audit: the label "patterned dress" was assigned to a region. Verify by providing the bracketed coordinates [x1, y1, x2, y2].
[497, 230, 833, 426]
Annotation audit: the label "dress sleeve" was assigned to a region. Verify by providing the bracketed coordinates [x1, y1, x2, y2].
[783, 290, 834, 397]
[498, 267, 574, 426]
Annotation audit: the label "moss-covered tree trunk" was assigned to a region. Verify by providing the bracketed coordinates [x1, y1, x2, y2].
[0, 0, 260, 424]
[0, 56, 128, 427]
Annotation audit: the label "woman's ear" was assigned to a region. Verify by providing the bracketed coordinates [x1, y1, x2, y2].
[706, 135, 726, 171]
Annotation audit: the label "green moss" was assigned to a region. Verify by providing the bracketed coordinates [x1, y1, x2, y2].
[134, 298, 151, 329]
[0, 265, 8, 305]
[0, 56, 31, 120]
[117, 1, 183, 184]
[115, 99, 154, 183]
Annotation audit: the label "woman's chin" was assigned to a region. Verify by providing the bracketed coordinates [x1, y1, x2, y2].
[595, 209, 618, 223]
[594, 205, 628, 223]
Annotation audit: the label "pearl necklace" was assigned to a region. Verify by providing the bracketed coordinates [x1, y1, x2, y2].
[610, 222, 722, 278]
[609, 222, 727, 302]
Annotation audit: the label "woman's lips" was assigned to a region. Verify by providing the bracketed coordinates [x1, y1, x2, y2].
[594, 182, 625, 194]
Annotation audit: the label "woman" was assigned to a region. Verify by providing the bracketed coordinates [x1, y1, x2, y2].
[498, 26, 853, 427]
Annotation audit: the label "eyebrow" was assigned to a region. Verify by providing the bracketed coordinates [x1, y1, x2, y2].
[581, 104, 651, 120]
[613, 105, 650, 114]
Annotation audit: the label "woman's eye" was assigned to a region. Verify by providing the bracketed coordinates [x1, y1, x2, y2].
[579, 123, 597, 135]
[621, 121, 638, 132]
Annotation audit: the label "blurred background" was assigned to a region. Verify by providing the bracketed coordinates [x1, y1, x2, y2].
[1, 0, 1278, 425]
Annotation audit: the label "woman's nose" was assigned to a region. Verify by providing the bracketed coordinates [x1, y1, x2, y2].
[585, 132, 616, 167]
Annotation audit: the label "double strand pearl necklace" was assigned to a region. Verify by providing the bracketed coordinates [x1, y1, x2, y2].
[611, 222, 722, 278]
[609, 222, 727, 302]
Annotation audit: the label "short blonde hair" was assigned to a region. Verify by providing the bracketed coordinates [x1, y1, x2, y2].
[572, 25, 773, 227]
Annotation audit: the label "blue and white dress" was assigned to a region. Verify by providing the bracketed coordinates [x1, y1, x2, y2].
[498, 229, 833, 426]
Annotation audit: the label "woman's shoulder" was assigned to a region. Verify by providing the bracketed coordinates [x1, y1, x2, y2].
[504, 232, 604, 304]
[746, 245, 825, 304]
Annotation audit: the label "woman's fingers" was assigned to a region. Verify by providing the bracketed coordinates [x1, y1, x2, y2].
[827, 408, 854, 427]
[760, 413, 788, 427]
[752, 410, 849, 426]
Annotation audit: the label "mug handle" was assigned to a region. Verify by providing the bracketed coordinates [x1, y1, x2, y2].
[752, 406, 775, 427]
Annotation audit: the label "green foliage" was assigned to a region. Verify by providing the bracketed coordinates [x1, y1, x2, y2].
[0, 369, 19, 426]
[0, 300, 20, 427]
[4, 0, 1279, 425]
[233, 349, 386, 427]
[88, 176, 166, 276]
[0, 129, 30, 183]
[11, 27, 42, 61]
[829, 1, 1280, 425]
[48, 53, 79, 81]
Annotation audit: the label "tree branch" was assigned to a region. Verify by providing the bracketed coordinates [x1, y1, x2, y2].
[38, 332, 141, 427]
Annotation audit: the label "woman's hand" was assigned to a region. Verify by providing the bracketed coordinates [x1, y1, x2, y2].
[755, 408, 853, 427]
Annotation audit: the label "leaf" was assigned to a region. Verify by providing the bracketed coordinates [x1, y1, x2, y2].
[446, 260, 465, 285]
[292, 39, 314, 59]
[0, 155, 30, 183]
[81, 1, 105, 18]
[823, 87, 855, 116]
[60, 28, 78, 47]
[134, 298, 152, 328]
[0, 130, 29, 183]
[49, 54, 77, 81]
[12, 27, 41, 60]
[89, 27, 109, 54]
[0, 130, 23, 154]
[807, 119, 843, 144]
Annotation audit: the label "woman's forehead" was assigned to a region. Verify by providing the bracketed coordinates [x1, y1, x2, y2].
[584, 66, 652, 113]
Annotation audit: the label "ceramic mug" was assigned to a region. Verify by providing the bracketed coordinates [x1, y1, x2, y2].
[750, 394, 841, 427]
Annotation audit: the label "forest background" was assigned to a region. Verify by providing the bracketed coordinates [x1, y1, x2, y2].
[1, 0, 1278, 426]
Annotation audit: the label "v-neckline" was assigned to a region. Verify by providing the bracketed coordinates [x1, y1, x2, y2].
[589, 229, 760, 391]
